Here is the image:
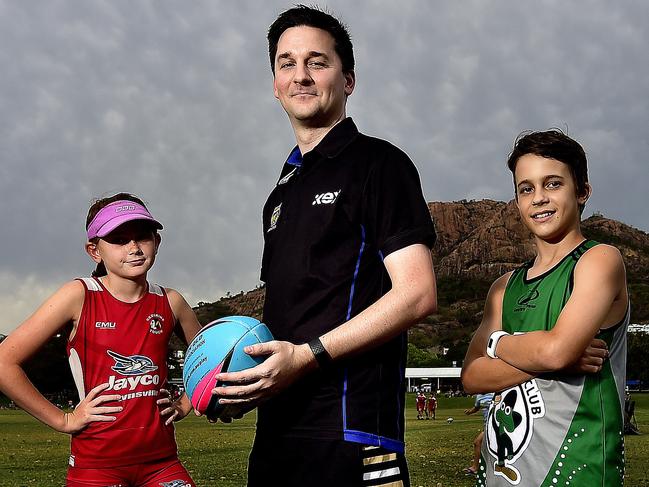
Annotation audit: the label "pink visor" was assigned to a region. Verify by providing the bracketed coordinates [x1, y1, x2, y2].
[86, 200, 163, 240]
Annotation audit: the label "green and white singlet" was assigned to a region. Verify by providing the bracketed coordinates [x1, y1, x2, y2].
[477, 240, 628, 487]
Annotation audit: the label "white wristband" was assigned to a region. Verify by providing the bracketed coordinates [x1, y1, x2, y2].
[486, 331, 510, 359]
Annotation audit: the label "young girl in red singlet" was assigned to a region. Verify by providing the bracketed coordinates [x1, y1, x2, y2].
[0, 193, 201, 487]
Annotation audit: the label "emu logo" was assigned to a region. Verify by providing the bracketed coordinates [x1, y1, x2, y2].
[312, 190, 341, 205]
[95, 321, 116, 329]
[107, 350, 158, 376]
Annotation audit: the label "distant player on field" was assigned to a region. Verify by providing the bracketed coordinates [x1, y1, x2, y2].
[0, 193, 200, 486]
[426, 393, 437, 420]
[461, 130, 628, 486]
[416, 391, 426, 420]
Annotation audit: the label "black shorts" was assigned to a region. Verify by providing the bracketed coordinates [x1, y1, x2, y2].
[247, 435, 410, 487]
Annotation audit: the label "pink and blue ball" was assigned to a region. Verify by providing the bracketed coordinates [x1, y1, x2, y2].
[182, 316, 273, 419]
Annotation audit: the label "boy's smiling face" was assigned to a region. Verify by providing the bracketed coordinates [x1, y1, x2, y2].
[514, 154, 590, 243]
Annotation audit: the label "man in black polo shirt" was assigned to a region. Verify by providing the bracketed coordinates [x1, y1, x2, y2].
[213, 6, 438, 486]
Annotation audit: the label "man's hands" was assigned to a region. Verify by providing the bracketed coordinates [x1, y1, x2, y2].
[209, 340, 315, 420]
[61, 383, 122, 434]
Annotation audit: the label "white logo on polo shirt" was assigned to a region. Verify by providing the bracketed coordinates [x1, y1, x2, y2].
[312, 190, 341, 205]
[278, 168, 298, 185]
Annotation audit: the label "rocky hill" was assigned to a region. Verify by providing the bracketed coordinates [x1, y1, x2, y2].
[193, 200, 649, 365]
[429, 200, 535, 280]
[430, 200, 649, 283]
[194, 288, 265, 325]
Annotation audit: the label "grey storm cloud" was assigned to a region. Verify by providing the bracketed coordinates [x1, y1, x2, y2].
[1, 1, 647, 333]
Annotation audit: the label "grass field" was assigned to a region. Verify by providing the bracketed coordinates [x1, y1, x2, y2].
[1, 394, 648, 487]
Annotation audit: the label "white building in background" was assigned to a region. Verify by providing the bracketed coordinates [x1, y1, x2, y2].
[628, 324, 649, 333]
[405, 367, 462, 393]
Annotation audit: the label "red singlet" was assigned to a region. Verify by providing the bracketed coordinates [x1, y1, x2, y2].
[67, 277, 178, 468]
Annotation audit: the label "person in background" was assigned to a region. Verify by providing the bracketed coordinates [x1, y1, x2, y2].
[426, 393, 437, 420]
[462, 392, 494, 476]
[416, 391, 426, 420]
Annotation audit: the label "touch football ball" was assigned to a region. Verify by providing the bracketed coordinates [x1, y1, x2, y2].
[447, 417, 454, 423]
[182, 316, 273, 420]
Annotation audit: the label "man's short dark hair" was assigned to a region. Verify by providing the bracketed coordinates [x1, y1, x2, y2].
[267, 5, 354, 75]
[507, 129, 590, 213]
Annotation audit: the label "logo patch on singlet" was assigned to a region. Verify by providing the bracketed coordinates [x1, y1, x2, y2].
[95, 321, 116, 329]
[514, 288, 540, 312]
[107, 350, 158, 376]
[147, 313, 164, 335]
[106, 351, 161, 398]
[485, 380, 546, 485]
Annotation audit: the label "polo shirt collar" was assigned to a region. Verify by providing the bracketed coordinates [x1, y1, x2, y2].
[284, 117, 359, 167]
[286, 146, 303, 167]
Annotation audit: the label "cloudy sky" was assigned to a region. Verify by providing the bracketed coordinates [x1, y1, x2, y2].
[1, 1, 647, 335]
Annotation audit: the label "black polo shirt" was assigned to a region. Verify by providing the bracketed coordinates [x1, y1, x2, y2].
[259, 118, 435, 453]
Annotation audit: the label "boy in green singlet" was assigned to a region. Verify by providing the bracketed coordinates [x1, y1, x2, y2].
[461, 130, 629, 486]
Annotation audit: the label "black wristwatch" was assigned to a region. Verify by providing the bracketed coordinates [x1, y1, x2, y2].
[307, 337, 333, 369]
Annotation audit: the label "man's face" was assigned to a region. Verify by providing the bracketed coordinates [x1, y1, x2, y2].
[273, 26, 355, 128]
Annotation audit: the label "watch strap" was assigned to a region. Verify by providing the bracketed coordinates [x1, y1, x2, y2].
[308, 337, 333, 369]
[486, 330, 509, 359]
